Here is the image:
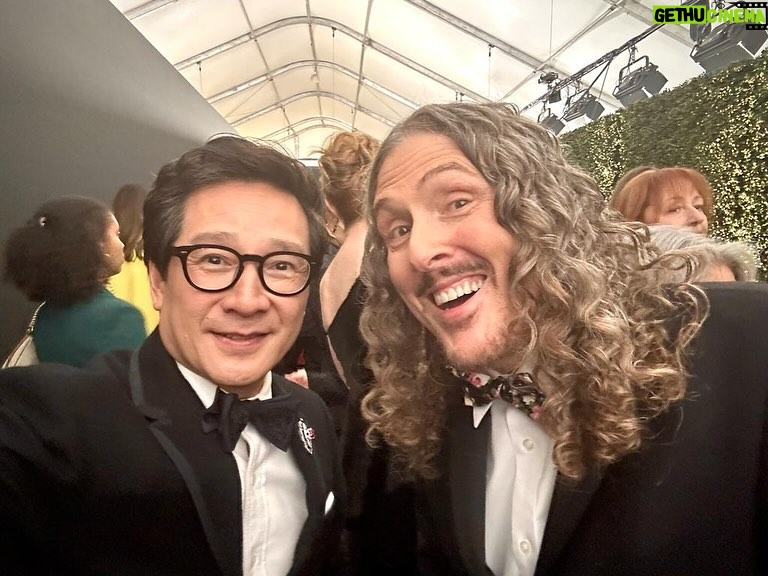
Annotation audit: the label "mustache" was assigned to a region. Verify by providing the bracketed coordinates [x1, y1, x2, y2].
[415, 262, 490, 298]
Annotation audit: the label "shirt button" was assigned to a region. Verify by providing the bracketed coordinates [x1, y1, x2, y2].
[522, 438, 535, 451]
[519, 539, 532, 555]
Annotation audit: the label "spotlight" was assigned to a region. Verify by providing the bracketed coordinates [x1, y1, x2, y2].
[538, 71, 561, 103]
[561, 91, 605, 123]
[538, 108, 565, 135]
[691, 22, 768, 73]
[612, 55, 668, 107]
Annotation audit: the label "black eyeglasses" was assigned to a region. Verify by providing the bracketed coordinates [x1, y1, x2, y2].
[171, 244, 315, 296]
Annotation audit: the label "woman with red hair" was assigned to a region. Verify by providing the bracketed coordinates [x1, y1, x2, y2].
[609, 166, 713, 235]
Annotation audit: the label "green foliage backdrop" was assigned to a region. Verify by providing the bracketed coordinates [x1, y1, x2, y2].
[561, 50, 768, 278]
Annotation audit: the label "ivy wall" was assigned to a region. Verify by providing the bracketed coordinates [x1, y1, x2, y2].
[561, 50, 768, 278]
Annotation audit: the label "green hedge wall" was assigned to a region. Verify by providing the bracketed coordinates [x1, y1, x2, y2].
[561, 50, 768, 279]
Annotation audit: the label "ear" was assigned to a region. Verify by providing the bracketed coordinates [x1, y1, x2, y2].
[148, 262, 166, 312]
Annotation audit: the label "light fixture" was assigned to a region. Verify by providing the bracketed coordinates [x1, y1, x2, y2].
[612, 55, 668, 107]
[690, 22, 768, 73]
[561, 90, 605, 123]
[538, 71, 561, 103]
[538, 107, 565, 135]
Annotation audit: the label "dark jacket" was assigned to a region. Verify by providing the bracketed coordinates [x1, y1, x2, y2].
[0, 331, 344, 575]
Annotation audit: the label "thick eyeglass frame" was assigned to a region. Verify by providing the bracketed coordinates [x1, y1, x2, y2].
[170, 244, 315, 296]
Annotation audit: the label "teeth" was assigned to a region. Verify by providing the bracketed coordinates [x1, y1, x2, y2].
[433, 279, 483, 306]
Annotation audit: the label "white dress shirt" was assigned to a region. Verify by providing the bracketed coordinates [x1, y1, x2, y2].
[179, 364, 308, 576]
[472, 368, 557, 576]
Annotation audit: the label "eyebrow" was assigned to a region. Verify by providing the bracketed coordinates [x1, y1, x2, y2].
[372, 161, 478, 221]
[184, 232, 308, 254]
[419, 161, 477, 185]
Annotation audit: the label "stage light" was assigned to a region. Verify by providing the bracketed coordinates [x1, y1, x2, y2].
[538, 71, 561, 104]
[691, 22, 768, 73]
[548, 89, 562, 104]
[538, 107, 565, 135]
[612, 55, 668, 107]
[561, 91, 605, 123]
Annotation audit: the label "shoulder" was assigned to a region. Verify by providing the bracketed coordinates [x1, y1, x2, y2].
[91, 290, 145, 330]
[274, 372, 328, 406]
[273, 373, 336, 430]
[0, 352, 131, 417]
[701, 282, 768, 336]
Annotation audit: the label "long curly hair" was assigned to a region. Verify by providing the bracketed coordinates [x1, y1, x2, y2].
[360, 102, 708, 481]
[4, 196, 113, 305]
[318, 131, 380, 229]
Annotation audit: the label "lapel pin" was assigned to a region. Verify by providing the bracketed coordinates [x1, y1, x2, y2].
[297, 418, 315, 455]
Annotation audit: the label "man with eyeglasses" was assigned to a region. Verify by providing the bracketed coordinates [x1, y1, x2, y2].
[0, 137, 344, 576]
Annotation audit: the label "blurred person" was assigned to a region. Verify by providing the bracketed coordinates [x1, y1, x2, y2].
[0, 137, 343, 576]
[317, 131, 418, 575]
[3, 196, 145, 367]
[110, 183, 160, 333]
[360, 102, 768, 575]
[318, 130, 380, 385]
[609, 166, 712, 234]
[648, 224, 757, 282]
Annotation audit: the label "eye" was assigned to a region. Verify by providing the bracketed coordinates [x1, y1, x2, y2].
[389, 224, 411, 238]
[450, 198, 469, 210]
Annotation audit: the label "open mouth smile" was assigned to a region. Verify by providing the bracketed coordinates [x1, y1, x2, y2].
[433, 278, 484, 309]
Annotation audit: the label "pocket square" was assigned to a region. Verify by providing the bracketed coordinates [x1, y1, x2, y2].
[324, 492, 335, 515]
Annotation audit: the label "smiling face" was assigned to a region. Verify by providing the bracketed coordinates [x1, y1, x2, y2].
[642, 182, 708, 234]
[149, 181, 311, 397]
[373, 132, 524, 374]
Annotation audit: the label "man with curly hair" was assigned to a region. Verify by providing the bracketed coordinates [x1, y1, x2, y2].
[360, 102, 768, 575]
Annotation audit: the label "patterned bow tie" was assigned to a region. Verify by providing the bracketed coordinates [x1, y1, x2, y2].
[202, 387, 300, 452]
[450, 368, 545, 419]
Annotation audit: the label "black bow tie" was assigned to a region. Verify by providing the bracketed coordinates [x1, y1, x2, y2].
[202, 387, 300, 452]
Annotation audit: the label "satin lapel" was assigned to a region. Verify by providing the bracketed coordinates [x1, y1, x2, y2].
[272, 376, 327, 571]
[129, 333, 243, 576]
[534, 467, 603, 576]
[448, 403, 492, 576]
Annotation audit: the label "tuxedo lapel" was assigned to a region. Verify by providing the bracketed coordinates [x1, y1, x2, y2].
[272, 375, 329, 571]
[447, 403, 492, 576]
[534, 466, 602, 576]
[129, 333, 243, 576]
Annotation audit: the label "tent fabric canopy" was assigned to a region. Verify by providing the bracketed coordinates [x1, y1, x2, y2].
[109, 0, 758, 159]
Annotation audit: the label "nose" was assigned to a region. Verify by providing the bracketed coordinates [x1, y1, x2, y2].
[407, 217, 456, 272]
[220, 262, 270, 315]
[687, 206, 707, 231]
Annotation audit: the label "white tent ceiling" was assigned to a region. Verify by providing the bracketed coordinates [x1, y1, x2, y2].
[108, 0, 758, 159]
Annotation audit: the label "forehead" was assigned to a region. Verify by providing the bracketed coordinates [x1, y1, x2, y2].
[657, 179, 702, 201]
[179, 180, 310, 249]
[375, 132, 480, 197]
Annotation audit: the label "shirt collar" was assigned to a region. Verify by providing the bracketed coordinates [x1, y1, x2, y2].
[470, 356, 536, 429]
[176, 362, 273, 409]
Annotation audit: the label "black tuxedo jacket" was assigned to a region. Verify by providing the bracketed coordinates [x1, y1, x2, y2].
[0, 331, 343, 576]
[417, 283, 768, 576]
